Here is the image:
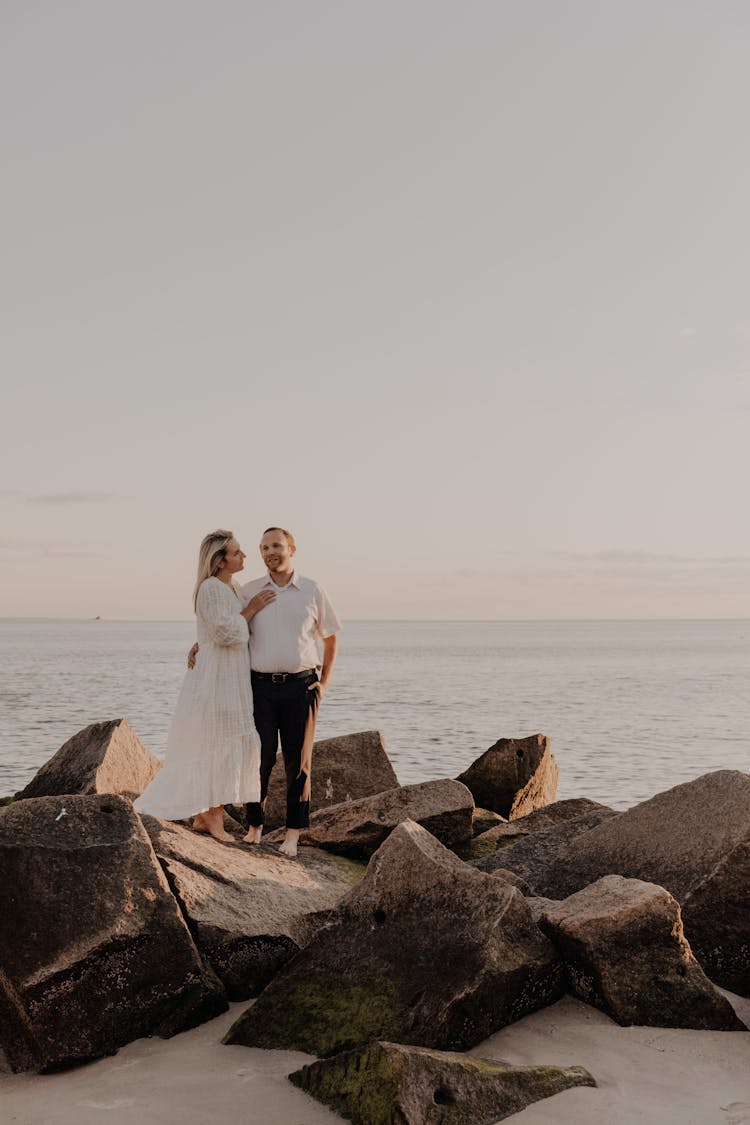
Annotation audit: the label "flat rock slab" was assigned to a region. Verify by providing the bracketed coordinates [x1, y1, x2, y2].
[472, 808, 618, 890]
[267, 779, 474, 858]
[460, 799, 614, 863]
[456, 734, 559, 819]
[0, 795, 226, 1073]
[142, 818, 364, 999]
[289, 1040, 596, 1125]
[16, 718, 161, 802]
[480, 798, 614, 842]
[224, 820, 563, 1057]
[535, 875, 745, 1030]
[262, 730, 399, 830]
[542, 770, 750, 994]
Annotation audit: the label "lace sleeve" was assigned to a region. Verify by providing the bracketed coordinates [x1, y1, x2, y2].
[197, 580, 249, 647]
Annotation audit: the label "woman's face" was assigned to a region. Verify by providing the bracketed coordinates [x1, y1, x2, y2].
[221, 538, 246, 575]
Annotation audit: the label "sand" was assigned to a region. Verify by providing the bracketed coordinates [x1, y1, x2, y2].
[2, 991, 749, 1125]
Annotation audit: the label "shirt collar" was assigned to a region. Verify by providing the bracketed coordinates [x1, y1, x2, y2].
[266, 569, 300, 590]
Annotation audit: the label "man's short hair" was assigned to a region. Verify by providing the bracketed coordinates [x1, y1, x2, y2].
[262, 526, 296, 551]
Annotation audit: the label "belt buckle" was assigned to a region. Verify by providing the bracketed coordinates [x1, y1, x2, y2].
[271, 673, 287, 684]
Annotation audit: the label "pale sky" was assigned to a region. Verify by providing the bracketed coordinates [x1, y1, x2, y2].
[2, 1, 749, 620]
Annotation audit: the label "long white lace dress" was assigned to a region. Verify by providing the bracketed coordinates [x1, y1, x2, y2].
[134, 577, 261, 820]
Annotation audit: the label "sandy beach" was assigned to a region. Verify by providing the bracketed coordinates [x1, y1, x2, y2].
[2, 989, 749, 1125]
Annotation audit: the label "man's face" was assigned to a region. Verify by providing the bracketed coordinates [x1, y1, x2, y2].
[259, 530, 295, 574]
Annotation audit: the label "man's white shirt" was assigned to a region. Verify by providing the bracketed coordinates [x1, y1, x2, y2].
[238, 572, 341, 673]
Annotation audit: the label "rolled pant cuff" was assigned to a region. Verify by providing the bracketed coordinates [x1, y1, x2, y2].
[246, 801, 264, 828]
[286, 800, 310, 831]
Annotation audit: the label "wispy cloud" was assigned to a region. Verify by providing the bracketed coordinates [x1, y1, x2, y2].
[0, 538, 102, 557]
[546, 550, 750, 566]
[28, 491, 115, 504]
[42, 549, 102, 558]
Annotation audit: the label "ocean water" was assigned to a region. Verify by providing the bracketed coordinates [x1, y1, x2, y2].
[0, 619, 748, 811]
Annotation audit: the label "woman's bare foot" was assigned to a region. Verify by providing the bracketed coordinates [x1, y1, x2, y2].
[202, 807, 234, 842]
[192, 813, 209, 833]
[278, 829, 300, 857]
[242, 825, 263, 845]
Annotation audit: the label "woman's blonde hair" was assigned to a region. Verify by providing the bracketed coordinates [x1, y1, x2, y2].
[193, 529, 234, 611]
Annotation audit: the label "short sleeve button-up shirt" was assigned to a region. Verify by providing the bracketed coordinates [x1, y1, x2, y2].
[238, 571, 341, 673]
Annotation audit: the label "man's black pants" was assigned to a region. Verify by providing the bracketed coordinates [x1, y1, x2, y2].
[246, 670, 318, 830]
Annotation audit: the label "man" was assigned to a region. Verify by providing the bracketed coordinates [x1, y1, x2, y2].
[192, 526, 340, 856]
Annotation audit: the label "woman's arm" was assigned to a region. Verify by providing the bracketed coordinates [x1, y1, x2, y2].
[240, 588, 276, 621]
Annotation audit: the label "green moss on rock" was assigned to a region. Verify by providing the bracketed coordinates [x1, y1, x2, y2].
[289, 1040, 596, 1124]
[224, 970, 405, 1055]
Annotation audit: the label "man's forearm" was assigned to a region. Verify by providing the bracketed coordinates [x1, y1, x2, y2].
[320, 634, 338, 689]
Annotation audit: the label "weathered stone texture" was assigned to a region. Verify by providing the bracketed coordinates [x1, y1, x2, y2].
[269, 778, 474, 859]
[0, 795, 225, 1072]
[540, 770, 750, 994]
[535, 875, 744, 1030]
[473, 808, 618, 890]
[224, 820, 563, 1057]
[262, 730, 399, 830]
[16, 718, 161, 802]
[289, 1040, 596, 1125]
[457, 734, 558, 819]
[143, 817, 363, 999]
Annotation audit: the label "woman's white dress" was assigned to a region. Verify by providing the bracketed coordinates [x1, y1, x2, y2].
[134, 577, 261, 820]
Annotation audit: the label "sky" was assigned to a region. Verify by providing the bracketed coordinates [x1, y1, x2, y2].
[2, 1, 749, 620]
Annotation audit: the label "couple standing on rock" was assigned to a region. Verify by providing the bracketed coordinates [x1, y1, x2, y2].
[134, 527, 340, 858]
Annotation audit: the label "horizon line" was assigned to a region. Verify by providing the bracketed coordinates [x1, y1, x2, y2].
[1, 615, 749, 625]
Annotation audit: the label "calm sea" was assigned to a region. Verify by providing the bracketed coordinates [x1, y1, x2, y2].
[1, 619, 748, 811]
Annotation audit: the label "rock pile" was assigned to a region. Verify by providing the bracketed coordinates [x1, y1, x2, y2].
[1, 719, 747, 1125]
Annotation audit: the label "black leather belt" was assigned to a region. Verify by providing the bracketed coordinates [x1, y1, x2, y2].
[251, 669, 316, 683]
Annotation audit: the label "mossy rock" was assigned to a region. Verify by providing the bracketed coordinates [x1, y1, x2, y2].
[289, 1039, 596, 1124]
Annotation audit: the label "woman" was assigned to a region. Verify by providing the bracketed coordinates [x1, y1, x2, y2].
[134, 529, 274, 841]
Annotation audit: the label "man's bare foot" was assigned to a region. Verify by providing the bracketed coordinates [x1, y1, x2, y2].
[278, 829, 300, 857]
[242, 825, 263, 844]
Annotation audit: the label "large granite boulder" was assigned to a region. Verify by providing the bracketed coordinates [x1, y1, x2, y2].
[289, 1040, 596, 1124]
[224, 820, 563, 1056]
[456, 734, 558, 819]
[262, 730, 399, 830]
[472, 807, 618, 888]
[142, 817, 364, 1000]
[267, 779, 474, 859]
[533, 875, 744, 1030]
[0, 795, 226, 1073]
[680, 834, 750, 997]
[539, 770, 750, 993]
[16, 719, 161, 802]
